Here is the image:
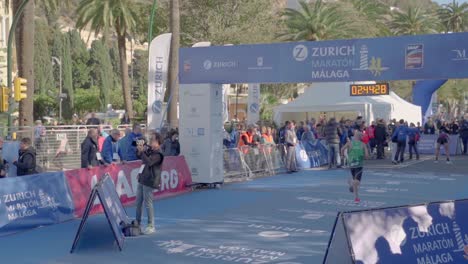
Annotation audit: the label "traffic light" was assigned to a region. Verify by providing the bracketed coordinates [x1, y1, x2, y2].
[132, 86, 139, 99]
[14, 77, 27, 102]
[0, 86, 9, 112]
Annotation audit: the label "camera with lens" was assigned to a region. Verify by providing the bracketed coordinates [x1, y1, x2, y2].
[132, 137, 146, 147]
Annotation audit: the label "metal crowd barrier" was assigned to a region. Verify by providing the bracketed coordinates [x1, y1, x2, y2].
[223, 144, 286, 182]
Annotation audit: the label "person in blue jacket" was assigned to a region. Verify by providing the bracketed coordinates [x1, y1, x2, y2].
[392, 119, 409, 164]
[101, 129, 123, 164]
[121, 124, 143, 162]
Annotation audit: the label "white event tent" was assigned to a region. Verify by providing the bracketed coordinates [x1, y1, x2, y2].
[273, 82, 422, 125]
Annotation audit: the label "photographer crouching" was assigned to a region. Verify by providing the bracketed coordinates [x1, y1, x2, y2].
[135, 132, 164, 235]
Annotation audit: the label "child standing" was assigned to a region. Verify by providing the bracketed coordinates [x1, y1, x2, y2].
[341, 130, 369, 203]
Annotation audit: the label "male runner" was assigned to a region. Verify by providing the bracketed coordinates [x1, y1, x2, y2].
[341, 130, 369, 203]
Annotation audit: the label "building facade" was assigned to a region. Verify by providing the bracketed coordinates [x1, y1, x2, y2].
[0, 2, 12, 86]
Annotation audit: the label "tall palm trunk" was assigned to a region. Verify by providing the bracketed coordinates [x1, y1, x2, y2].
[168, 0, 180, 128]
[13, 0, 35, 127]
[117, 34, 133, 120]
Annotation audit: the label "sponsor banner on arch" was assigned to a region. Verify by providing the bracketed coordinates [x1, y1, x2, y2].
[180, 32, 468, 84]
[65, 156, 193, 218]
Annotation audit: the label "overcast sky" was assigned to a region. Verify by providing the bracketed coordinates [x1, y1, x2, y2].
[434, 0, 468, 4]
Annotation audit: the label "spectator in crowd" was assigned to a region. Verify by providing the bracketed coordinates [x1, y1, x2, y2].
[86, 112, 101, 126]
[296, 121, 305, 139]
[278, 121, 289, 145]
[368, 121, 376, 155]
[448, 119, 459, 135]
[120, 112, 131, 125]
[118, 128, 132, 159]
[135, 133, 164, 235]
[34, 120, 46, 146]
[435, 126, 451, 164]
[121, 124, 144, 161]
[460, 114, 468, 155]
[375, 119, 387, 160]
[271, 127, 278, 144]
[13, 138, 38, 176]
[102, 129, 123, 164]
[392, 119, 409, 164]
[424, 117, 436, 134]
[162, 130, 180, 156]
[408, 123, 420, 160]
[0, 137, 6, 178]
[97, 126, 109, 152]
[261, 126, 275, 145]
[417, 122, 423, 133]
[324, 118, 342, 168]
[223, 123, 237, 149]
[301, 125, 316, 143]
[249, 125, 261, 148]
[81, 128, 102, 169]
[339, 120, 348, 149]
[285, 121, 298, 173]
[238, 124, 251, 149]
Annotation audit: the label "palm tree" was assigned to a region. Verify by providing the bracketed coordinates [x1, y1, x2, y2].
[278, 0, 359, 41]
[167, 0, 180, 128]
[438, 0, 468, 33]
[76, 0, 137, 119]
[389, 6, 440, 35]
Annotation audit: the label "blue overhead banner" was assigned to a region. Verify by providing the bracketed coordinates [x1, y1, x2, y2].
[180, 32, 468, 84]
[0, 172, 74, 236]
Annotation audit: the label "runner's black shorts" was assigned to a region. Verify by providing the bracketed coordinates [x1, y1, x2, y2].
[350, 167, 363, 181]
[437, 138, 448, 145]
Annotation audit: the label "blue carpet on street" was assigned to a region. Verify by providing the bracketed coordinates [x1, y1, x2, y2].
[1, 165, 467, 264]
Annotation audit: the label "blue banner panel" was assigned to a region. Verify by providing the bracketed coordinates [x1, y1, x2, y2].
[95, 174, 129, 250]
[342, 200, 468, 264]
[303, 141, 329, 168]
[180, 32, 468, 84]
[416, 135, 459, 155]
[0, 172, 74, 236]
[2, 141, 20, 177]
[295, 144, 311, 169]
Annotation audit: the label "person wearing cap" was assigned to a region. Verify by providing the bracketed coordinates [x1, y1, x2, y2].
[102, 129, 123, 164]
[285, 121, 298, 173]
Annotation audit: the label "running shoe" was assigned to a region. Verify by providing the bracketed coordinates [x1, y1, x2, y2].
[354, 198, 361, 203]
[143, 226, 155, 235]
[446, 160, 452, 164]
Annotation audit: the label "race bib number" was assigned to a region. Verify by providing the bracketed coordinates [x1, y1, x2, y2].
[138, 165, 145, 174]
[96, 152, 102, 161]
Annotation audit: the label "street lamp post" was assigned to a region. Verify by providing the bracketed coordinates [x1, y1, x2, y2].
[52, 56, 62, 121]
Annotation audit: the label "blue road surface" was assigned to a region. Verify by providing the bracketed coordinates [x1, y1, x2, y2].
[1, 160, 467, 264]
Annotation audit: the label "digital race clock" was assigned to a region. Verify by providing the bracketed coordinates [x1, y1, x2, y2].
[350, 83, 390, 96]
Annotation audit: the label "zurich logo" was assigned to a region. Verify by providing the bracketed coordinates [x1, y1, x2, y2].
[203, 60, 212, 70]
[293, 44, 308, 62]
[152, 100, 163, 114]
[250, 103, 259, 113]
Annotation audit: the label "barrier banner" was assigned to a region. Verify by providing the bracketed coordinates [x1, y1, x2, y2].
[0, 172, 75, 237]
[324, 199, 468, 264]
[417, 135, 459, 155]
[295, 144, 311, 169]
[303, 141, 329, 167]
[65, 156, 193, 218]
[1, 141, 19, 177]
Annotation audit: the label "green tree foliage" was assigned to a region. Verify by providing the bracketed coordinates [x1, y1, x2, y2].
[33, 93, 57, 121]
[68, 30, 90, 89]
[61, 33, 74, 119]
[389, 6, 440, 35]
[180, 0, 280, 45]
[34, 20, 54, 95]
[89, 39, 113, 111]
[279, 0, 360, 41]
[438, 0, 468, 33]
[76, 0, 138, 119]
[131, 49, 149, 116]
[74, 87, 100, 114]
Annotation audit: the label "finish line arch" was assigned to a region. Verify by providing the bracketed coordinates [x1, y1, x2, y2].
[178, 32, 468, 184]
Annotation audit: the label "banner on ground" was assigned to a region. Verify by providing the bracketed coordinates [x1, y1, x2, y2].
[295, 144, 311, 169]
[247, 83, 260, 125]
[147, 33, 172, 130]
[303, 140, 329, 168]
[324, 199, 468, 264]
[65, 156, 193, 218]
[0, 172, 74, 237]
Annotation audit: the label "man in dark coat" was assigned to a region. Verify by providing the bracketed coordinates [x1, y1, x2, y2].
[375, 119, 387, 159]
[13, 138, 37, 176]
[81, 128, 101, 169]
